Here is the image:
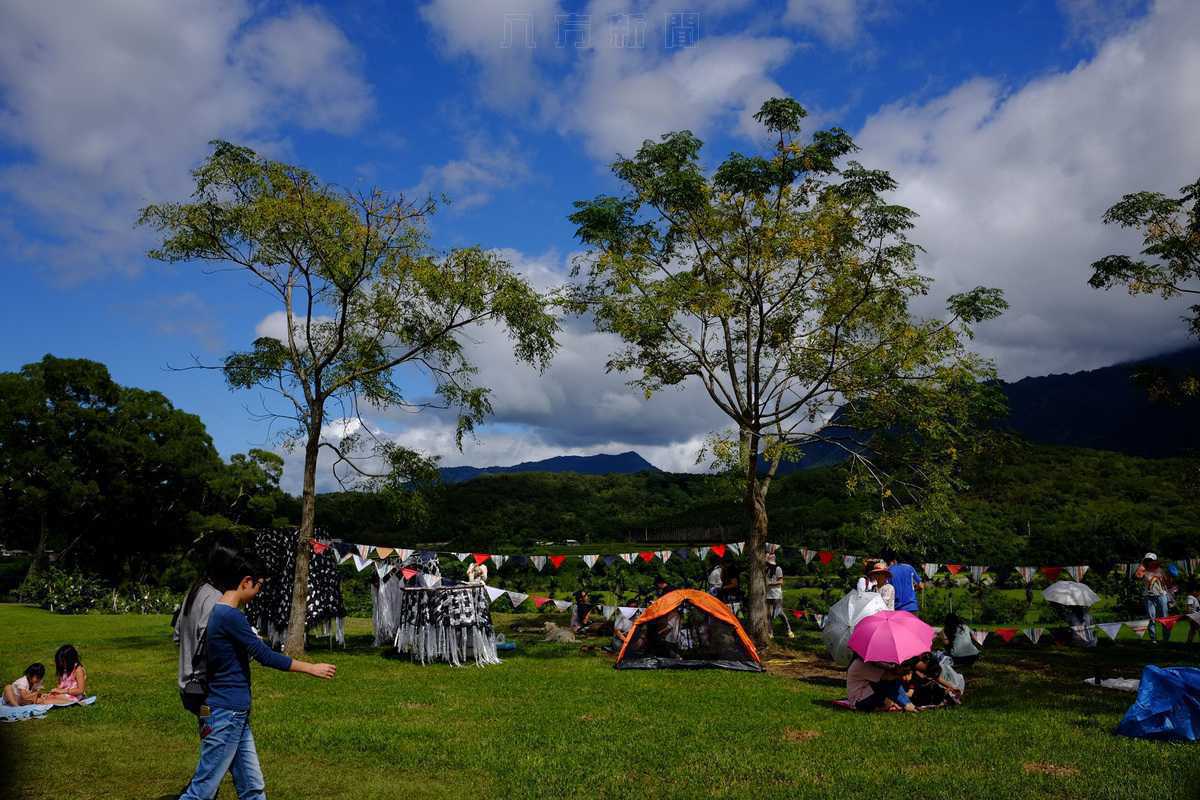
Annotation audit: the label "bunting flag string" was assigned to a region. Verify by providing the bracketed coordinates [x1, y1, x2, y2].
[529, 555, 547, 572]
[968, 565, 987, 582]
[352, 554, 372, 572]
[1022, 627, 1044, 644]
[970, 629, 988, 646]
[922, 563, 939, 579]
[657, 550, 672, 563]
[1097, 622, 1123, 640]
[491, 555, 508, 569]
[696, 547, 710, 560]
[472, 553, 490, 565]
[994, 627, 1018, 643]
[1015, 566, 1036, 584]
[711, 544, 727, 559]
[375, 547, 393, 559]
[817, 550, 834, 565]
[549, 555, 567, 570]
[506, 591, 529, 609]
[1066, 565, 1089, 582]
[582, 554, 598, 569]
[843, 555, 857, 569]
[801, 548, 815, 564]
[945, 564, 963, 575]
[1125, 620, 1149, 638]
[1041, 566, 1062, 582]
[454, 552, 471, 562]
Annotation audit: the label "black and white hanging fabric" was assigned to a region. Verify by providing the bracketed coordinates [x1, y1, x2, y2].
[371, 551, 442, 646]
[246, 529, 346, 648]
[394, 584, 499, 667]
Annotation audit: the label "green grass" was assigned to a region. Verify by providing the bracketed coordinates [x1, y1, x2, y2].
[1, 604, 1197, 800]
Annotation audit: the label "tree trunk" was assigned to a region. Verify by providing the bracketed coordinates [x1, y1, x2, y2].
[744, 460, 771, 649]
[24, 509, 50, 586]
[283, 422, 321, 656]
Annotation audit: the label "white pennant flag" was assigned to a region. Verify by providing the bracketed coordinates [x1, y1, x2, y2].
[602, 605, 617, 619]
[729, 542, 744, 556]
[357, 544, 370, 559]
[970, 630, 989, 647]
[1023, 627, 1044, 644]
[582, 554, 599, 569]
[420, 573, 441, 589]
[620, 553, 636, 564]
[657, 550, 672, 563]
[454, 552, 471, 561]
[395, 548, 413, 561]
[843, 555, 857, 569]
[695, 547, 710, 560]
[921, 563, 939, 579]
[375, 561, 392, 580]
[1126, 619, 1150, 638]
[969, 565, 987, 582]
[507, 591, 529, 609]
[618, 606, 637, 619]
[1015, 566, 1036, 584]
[801, 548, 816, 564]
[352, 554, 372, 572]
[1097, 622, 1123, 640]
[814, 613, 826, 628]
[529, 556, 547, 572]
[491, 554, 508, 569]
[553, 599, 572, 611]
[338, 551, 354, 565]
[1067, 565, 1089, 582]
[484, 586, 506, 604]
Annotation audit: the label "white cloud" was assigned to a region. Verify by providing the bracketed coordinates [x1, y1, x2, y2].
[854, 0, 1200, 378]
[1057, 0, 1145, 46]
[783, 0, 889, 46]
[0, 0, 373, 282]
[408, 132, 532, 212]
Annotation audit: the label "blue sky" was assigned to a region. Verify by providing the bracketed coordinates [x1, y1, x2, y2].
[2, 0, 1196, 490]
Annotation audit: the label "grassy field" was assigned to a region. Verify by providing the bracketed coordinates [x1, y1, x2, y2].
[1, 604, 1197, 800]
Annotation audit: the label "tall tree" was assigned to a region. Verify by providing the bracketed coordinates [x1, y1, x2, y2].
[567, 98, 1006, 645]
[1088, 177, 1200, 401]
[140, 142, 558, 655]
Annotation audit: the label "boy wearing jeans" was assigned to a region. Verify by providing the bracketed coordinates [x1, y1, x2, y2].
[180, 546, 336, 800]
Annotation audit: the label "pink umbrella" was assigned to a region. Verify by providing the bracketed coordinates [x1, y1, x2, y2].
[848, 610, 935, 665]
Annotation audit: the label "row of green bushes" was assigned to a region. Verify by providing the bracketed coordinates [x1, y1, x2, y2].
[18, 567, 180, 615]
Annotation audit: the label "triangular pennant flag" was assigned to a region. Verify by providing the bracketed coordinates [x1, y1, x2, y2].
[533, 596, 551, 609]
[395, 548, 412, 561]
[603, 555, 619, 566]
[1066, 565, 1089, 582]
[484, 586, 505, 604]
[401, 567, 419, 580]
[472, 553, 491, 565]
[491, 555, 508, 569]
[375, 547, 394, 559]
[673, 548, 690, 561]
[1156, 615, 1183, 631]
[1041, 566, 1062, 581]
[1126, 619, 1149, 638]
[638, 551, 655, 563]
[553, 599, 572, 611]
[1015, 566, 1036, 584]
[454, 552, 470, 562]
[549, 555, 567, 569]
[357, 544, 370, 559]
[337, 550, 353, 565]
[729, 542, 744, 556]
[620, 553, 636, 564]
[843, 555, 857, 569]
[352, 554, 372, 572]
[582, 554, 598, 569]
[1097, 622, 1123, 640]
[601, 605, 617, 620]
[791, 610, 806, 619]
[312, 540, 329, 554]
[375, 561, 393, 580]
[1023, 627, 1044, 644]
[814, 613, 826, 628]
[817, 550, 834, 566]
[506, 591, 528, 609]
[945, 564, 963, 575]
[969, 565, 987, 582]
[696, 547, 710, 560]
[922, 563, 939, 579]
[801, 548, 816, 564]
[618, 606, 637, 619]
[420, 573, 441, 589]
[530, 555, 547, 572]
[994, 627, 1018, 643]
[970, 629, 988, 646]
[657, 550, 672, 563]
[711, 544, 727, 559]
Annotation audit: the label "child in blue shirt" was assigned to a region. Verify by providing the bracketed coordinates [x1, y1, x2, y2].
[179, 544, 336, 800]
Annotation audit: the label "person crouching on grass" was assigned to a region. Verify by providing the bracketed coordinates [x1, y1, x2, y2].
[178, 546, 336, 800]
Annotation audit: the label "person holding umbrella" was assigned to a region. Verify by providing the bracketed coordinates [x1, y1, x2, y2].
[844, 610, 936, 712]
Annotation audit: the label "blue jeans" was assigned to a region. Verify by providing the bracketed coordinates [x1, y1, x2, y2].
[855, 679, 911, 711]
[1144, 595, 1170, 641]
[180, 708, 265, 799]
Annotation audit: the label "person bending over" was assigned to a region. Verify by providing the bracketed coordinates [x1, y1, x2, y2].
[847, 655, 917, 712]
[2, 663, 60, 706]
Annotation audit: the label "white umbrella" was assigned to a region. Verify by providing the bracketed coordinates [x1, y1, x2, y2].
[821, 589, 887, 666]
[1042, 580, 1100, 608]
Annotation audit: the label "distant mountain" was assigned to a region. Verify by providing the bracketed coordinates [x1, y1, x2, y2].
[439, 451, 660, 483]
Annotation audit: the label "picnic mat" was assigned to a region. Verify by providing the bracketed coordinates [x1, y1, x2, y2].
[0, 695, 96, 723]
[831, 698, 944, 712]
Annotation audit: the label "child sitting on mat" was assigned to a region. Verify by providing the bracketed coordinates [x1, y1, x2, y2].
[44, 644, 87, 701]
[2, 663, 51, 706]
[846, 654, 917, 712]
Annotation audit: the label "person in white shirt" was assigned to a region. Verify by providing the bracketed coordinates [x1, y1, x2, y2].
[765, 552, 793, 638]
[868, 562, 895, 610]
[707, 563, 723, 596]
[466, 561, 488, 584]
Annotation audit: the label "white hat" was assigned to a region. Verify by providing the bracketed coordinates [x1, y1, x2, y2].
[1144, 552, 1158, 562]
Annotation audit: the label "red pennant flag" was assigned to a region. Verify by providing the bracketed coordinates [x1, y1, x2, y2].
[1041, 566, 1062, 581]
[994, 627, 1018, 643]
[401, 567, 419, 579]
[472, 553, 491, 565]
[1157, 615, 1184, 631]
[533, 597, 551, 608]
[817, 550, 834, 565]
[945, 564, 963, 575]
[311, 541, 328, 554]
[792, 610, 806, 619]
[549, 555, 567, 569]
[638, 551, 655, 563]
[711, 544, 727, 559]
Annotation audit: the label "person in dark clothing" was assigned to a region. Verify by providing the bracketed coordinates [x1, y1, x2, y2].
[178, 545, 336, 800]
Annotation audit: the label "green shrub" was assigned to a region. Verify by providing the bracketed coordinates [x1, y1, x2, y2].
[979, 590, 1028, 624]
[19, 567, 107, 614]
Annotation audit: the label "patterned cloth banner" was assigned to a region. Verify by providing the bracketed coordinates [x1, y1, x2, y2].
[1126, 619, 1150, 638]
[922, 563, 939, 579]
[1066, 565, 1089, 581]
[506, 591, 528, 609]
[970, 629, 988, 646]
[1023, 627, 1044, 644]
[994, 627, 1018, 643]
[549, 555, 567, 569]
[529, 556, 547, 572]
[843, 555, 857, 569]
[1015, 566, 1036, 584]
[969, 566, 987, 582]
[582, 554, 599, 569]
[1097, 622, 1123, 640]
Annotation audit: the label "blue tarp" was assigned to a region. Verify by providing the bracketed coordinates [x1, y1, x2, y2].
[1116, 665, 1200, 742]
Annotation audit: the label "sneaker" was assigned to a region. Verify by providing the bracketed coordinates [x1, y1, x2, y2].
[787, 630, 796, 639]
